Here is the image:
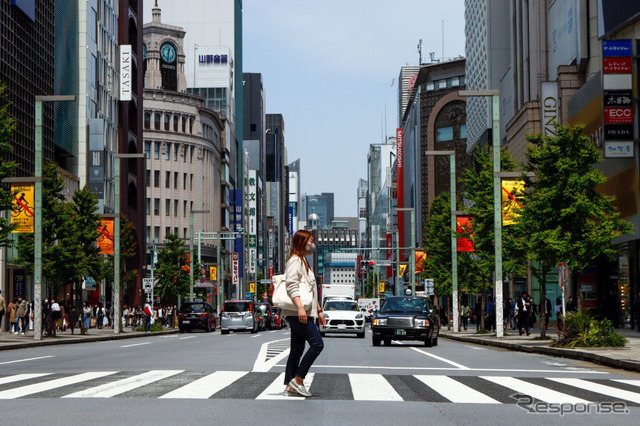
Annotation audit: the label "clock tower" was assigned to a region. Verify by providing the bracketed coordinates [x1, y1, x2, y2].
[143, 2, 187, 92]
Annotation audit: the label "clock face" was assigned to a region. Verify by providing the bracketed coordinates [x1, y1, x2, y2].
[142, 43, 147, 61]
[160, 43, 176, 63]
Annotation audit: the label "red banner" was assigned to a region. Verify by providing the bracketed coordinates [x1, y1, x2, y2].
[396, 128, 405, 262]
[97, 218, 114, 254]
[603, 57, 632, 74]
[457, 216, 474, 252]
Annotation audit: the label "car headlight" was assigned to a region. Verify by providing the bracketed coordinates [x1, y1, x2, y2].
[355, 313, 363, 319]
[373, 318, 387, 326]
[323, 314, 329, 319]
[415, 319, 430, 327]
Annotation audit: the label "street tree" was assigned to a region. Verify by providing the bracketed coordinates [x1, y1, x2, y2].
[155, 232, 201, 303]
[0, 84, 17, 248]
[459, 147, 526, 332]
[519, 124, 632, 338]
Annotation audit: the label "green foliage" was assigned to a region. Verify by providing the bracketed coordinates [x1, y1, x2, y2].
[155, 233, 199, 302]
[422, 192, 452, 299]
[365, 271, 378, 298]
[0, 84, 18, 247]
[552, 309, 627, 348]
[135, 322, 165, 333]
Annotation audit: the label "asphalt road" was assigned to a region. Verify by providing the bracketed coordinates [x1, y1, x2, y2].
[1, 326, 640, 425]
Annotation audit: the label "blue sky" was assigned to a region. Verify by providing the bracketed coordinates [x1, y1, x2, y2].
[244, 0, 466, 217]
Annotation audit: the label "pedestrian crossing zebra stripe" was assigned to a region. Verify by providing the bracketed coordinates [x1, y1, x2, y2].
[0, 371, 638, 404]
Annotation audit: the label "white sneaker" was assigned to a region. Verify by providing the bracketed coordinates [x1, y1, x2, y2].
[14, 331, 18, 335]
[288, 379, 312, 397]
[21, 332, 25, 335]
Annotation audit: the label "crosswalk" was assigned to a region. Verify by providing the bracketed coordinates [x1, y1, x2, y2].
[0, 371, 638, 404]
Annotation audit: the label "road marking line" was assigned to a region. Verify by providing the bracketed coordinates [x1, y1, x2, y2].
[481, 376, 590, 404]
[549, 378, 640, 404]
[0, 355, 54, 365]
[179, 336, 195, 340]
[415, 375, 500, 404]
[613, 379, 640, 388]
[253, 338, 290, 372]
[251, 334, 262, 338]
[406, 346, 470, 370]
[273, 364, 606, 374]
[64, 370, 183, 398]
[0, 373, 52, 385]
[0, 372, 117, 399]
[348, 373, 403, 401]
[121, 342, 152, 348]
[159, 371, 248, 399]
[256, 372, 314, 400]
[270, 330, 278, 333]
[464, 345, 486, 351]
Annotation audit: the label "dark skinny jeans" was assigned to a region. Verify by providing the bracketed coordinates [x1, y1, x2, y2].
[284, 316, 324, 385]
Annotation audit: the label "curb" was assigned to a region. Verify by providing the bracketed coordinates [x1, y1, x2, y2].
[440, 333, 640, 373]
[0, 329, 180, 352]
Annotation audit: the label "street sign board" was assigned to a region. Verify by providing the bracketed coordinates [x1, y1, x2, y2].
[260, 279, 272, 284]
[142, 278, 153, 290]
[375, 260, 392, 267]
[244, 292, 253, 300]
[384, 292, 392, 297]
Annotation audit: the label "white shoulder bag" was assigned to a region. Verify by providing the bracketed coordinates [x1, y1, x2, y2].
[272, 267, 313, 311]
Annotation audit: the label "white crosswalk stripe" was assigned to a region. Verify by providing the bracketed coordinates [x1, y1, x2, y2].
[349, 373, 403, 401]
[549, 378, 640, 404]
[160, 371, 247, 399]
[63, 370, 183, 398]
[0, 372, 117, 399]
[256, 372, 314, 400]
[0, 371, 638, 404]
[481, 376, 590, 404]
[415, 375, 500, 404]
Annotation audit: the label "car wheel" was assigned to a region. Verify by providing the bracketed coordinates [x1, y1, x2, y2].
[320, 332, 326, 337]
[251, 324, 257, 334]
[384, 338, 392, 346]
[425, 332, 434, 347]
[221, 330, 230, 335]
[357, 331, 365, 339]
[433, 334, 438, 346]
[206, 322, 211, 333]
[372, 336, 381, 346]
[179, 328, 185, 334]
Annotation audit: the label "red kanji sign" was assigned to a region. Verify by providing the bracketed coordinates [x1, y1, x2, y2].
[603, 57, 632, 74]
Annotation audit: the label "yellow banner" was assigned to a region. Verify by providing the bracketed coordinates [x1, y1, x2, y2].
[97, 218, 114, 254]
[501, 179, 525, 226]
[209, 266, 217, 281]
[379, 282, 385, 293]
[399, 265, 407, 277]
[11, 183, 34, 233]
[249, 282, 255, 293]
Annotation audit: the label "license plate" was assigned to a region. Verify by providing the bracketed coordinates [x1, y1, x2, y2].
[394, 328, 406, 336]
[338, 324, 347, 330]
[183, 320, 190, 324]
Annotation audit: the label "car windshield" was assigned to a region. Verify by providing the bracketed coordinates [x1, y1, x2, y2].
[325, 301, 359, 311]
[223, 302, 251, 312]
[180, 303, 206, 313]
[379, 298, 429, 314]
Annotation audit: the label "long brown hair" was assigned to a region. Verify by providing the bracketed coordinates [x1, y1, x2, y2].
[288, 230, 312, 272]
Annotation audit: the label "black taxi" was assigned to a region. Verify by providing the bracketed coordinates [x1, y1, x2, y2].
[371, 296, 439, 347]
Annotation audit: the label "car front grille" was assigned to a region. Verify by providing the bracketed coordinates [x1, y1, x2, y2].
[387, 318, 412, 327]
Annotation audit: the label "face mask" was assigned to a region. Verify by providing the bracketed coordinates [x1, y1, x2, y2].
[306, 242, 316, 254]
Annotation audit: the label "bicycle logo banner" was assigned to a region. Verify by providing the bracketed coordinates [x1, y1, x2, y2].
[10, 183, 35, 233]
[501, 179, 525, 226]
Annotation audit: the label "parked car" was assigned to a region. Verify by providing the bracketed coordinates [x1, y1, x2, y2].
[371, 296, 439, 347]
[256, 302, 273, 330]
[220, 300, 259, 334]
[178, 301, 216, 333]
[320, 299, 365, 338]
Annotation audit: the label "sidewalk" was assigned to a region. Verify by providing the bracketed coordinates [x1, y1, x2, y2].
[440, 326, 640, 373]
[0, 326, 179, 351]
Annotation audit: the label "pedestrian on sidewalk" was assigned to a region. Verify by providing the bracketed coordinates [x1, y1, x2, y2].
[282, 230, 325, 398]
[83, 302, 91, 330]
[508, 298, 516, 330]
[8, 298, 17, 333]
[50, 298, 61, 335]
[0, 290, 5, 333]
[528, 296, 537, 330]
[16, 296, 29, 335]
[516, 291, 531, 336]
[461, 303, 471, 331]
[68, 304, 79, 334]
[143, 302, 152, 332]
[567, 296, 577, 312]
[486, 297, 495, 332]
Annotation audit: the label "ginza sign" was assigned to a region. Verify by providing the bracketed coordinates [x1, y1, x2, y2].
[604, 107, 633, 124]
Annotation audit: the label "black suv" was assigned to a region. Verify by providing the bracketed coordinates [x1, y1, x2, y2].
[178, 302, 216, 333]
[371, 296, 439, 347]
[256, 302, 273, 330]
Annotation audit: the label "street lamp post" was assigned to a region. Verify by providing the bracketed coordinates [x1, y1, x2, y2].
[189, 209, 209, 301]
[459, 90, 504, 337]
[425, 150, 461, 332]
[114, 153, 144, 334]
[33, 96, 75, 340]
[396, 208, 415, 296]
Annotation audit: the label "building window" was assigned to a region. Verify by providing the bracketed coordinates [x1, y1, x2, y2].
[174, 171, 178, 189]
[164, 114, 170, 131]
[144, 112, 150, 129]
[189, 117, 194, 134]
[174, 199, 178, 217]
[154, 226, 160, 243]
[145, 198, 150, 215]
[146, 170, 150, 187]
[183, 173, 187, 190]
[165, 171, 171, 188]
[154, 170, 160, 187]
[154, 113, 161, 129]
[174, 144, 178, 161]
[434, 101, 467, 144]
[154, 198, 160, 215]
[153, 142, 160, 159]
[182, 116, 186, 133]
[173, 115, 178, 132]
[174, 227, 178, 235]
[184, 228, 188, 239]
[166, 227, 171, 237]
[190, 174, 193, 191]
[165, 143, 170, 160]
[144, 141, 150, 158]
[183, 200, 187, 217]
[165, 199, 171, 216]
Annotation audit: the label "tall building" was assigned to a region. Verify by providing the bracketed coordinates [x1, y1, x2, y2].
[265, 113, 286, 274]
[288, 159, 301, 233]
[357, 178, 368, 246]
[143, 4, 225, 303]
[397, 65, 421, 127]
[304, 193, 335, 230]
